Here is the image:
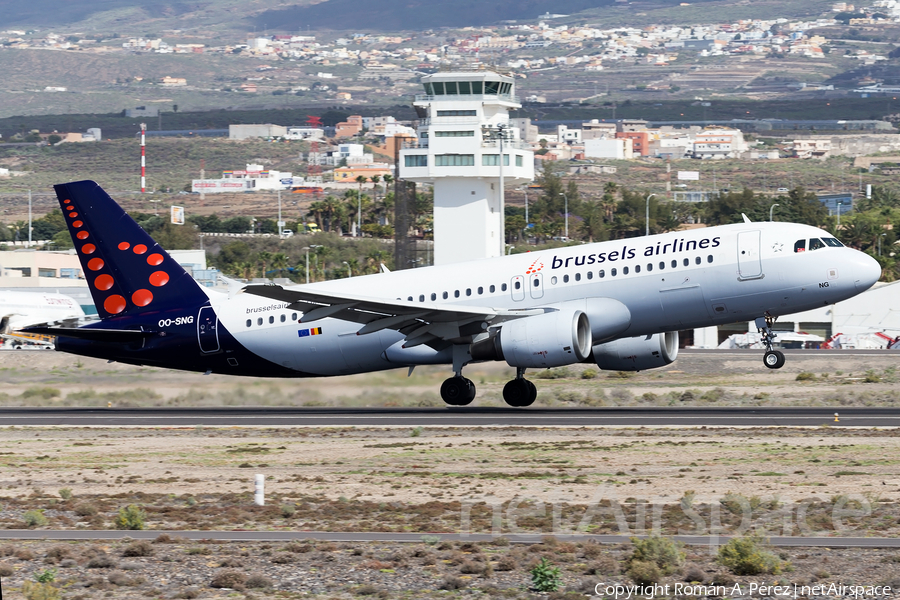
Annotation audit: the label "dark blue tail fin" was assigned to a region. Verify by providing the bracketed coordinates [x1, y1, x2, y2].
[54, 180, 209, 320]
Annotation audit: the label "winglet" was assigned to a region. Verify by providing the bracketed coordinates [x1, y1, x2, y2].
[742, 213, 752, 223]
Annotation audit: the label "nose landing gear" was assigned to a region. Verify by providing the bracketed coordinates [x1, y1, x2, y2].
[756, 314, 785, 369]
[502, 367, 538, 407]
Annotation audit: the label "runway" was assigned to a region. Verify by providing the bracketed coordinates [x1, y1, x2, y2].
[0, 406, 896, 427]
[1, 529, 898, 547]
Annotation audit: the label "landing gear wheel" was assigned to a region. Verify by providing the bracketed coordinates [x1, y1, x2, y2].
[441, 376, 476, 406]
[763, 350, 785, 369]
[503, 378, 537, 407]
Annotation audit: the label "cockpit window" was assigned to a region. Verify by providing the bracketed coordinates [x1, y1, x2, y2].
[794, 239, 806, 253]
[822, 237, 843, 247]
[809, 238, 825, 251]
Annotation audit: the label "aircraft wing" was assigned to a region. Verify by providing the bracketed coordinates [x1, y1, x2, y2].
[242, 284, 544, 347]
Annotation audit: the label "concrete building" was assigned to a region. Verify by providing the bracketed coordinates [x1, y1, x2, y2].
[692, 128, 747, 159]
[333, 163, 392, 182]
[229, 124, 287, 140]
[192, 164, 294, 193]
[398, 71, 535, 265]
[285, 127, 325, 140]
[557, 124, 582, 144]
[582, 119, 617, 140]
[334, 115, 364, 138]
[615, 131, 650, 156]
[510, 118, 539, 143]
[584, 138, 634, 159]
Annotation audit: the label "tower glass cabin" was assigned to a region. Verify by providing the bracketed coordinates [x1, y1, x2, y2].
[398, 72, 534, 265]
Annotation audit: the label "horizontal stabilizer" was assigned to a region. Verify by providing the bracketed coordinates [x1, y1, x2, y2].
[22, 326, 154, 343]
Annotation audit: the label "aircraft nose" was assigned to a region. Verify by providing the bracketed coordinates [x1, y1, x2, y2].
[854, 252, 881, 292]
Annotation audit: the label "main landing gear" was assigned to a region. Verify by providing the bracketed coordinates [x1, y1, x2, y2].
[440, 375, 476, 406]
[502, 367, 538, 408]
[756, 314, 785, 370]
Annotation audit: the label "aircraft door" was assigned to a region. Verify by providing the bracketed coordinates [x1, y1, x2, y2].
[529, 273, 544, 299]
[737, 230, 763, 280]
[197, 306, 220, 353]
[511, 275, 525, 301]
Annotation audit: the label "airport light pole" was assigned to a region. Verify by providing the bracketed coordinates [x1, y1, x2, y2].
[879, 233, 887, 257]
[645, 193, 656, 236]
[343, 261, 352, 278]
[303, 246, 310, 284]
[836, 201, 843, 232]
[562, 192, 568, 239]
[769, 203, 779, 222]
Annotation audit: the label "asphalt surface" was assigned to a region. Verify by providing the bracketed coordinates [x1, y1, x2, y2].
[0, 529, 898, 547]
[0, 406, 894, 427]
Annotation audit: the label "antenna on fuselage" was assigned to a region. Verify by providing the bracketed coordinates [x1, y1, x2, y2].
[742, 213, 752, 223]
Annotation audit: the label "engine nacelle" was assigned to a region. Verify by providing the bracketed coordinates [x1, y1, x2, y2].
[471, 309, 592, 368]
[592, 331, 679, 372]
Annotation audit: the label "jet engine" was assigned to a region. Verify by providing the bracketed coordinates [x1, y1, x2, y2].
[471, 309, 592, 368]
[592, 331, 679, 372]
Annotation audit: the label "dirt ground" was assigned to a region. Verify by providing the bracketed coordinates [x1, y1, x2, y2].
[2, 351, 900, 598]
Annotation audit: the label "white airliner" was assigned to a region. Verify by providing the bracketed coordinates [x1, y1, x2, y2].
[0, 290, 85, 335]
[30, 181, 881, 407]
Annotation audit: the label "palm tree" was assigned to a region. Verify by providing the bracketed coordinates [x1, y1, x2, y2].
[270, 252, 289, 279]
[256, 251, 272, 279]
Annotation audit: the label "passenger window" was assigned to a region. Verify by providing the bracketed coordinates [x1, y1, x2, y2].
[623, 266, 629, 275]
[257, 317, 263, 326]
[647, 263, 652, 272]
[431, 293, 437, 301]
[454, 290, 460, 298]
[794, 239, 806, 253]
[671, 260, 677, 268]
[551, 276, 558, 285]
[419, 294, 425, 302]
[442, 291, 448, 299]
[246, 319, 251, 327]
[587, 271, 593, 280]
[501, 283, 507, 291]
[269, 316, 275, 324]
[478, 287, 483, 295]
[575, 273, 581, 281]
[408, 296, 413, 301]
[683, 258, 689, 267]
[466, 288, 472, 296]
[695, 256, 701, 265]
[707, 255, 713, 263]
[514, 280, 521, 289]
[599, 270, 605, 278]
[490, 285, 496, 293]
[659, 261, 665, 270]
[280, 314, 286, 322]
[635, 265, 641, 274]
[823, 237, 843, 247]
[534, 278, 540, 287]
[611, 268, 617, 277]
[809, 238, 825, 251]
[563, 274, 570, 283]
[292, 313, 297, 320]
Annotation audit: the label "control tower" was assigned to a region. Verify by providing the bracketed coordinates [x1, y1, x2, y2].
[398, 71, 534, 266]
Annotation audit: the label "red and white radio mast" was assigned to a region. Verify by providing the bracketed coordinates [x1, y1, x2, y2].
[140, 123, 147, 193]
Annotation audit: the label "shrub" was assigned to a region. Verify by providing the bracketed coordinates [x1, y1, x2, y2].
[245, 573, 272, 589]
[24, 510, 48, 528]
[114, 505, 146, 530]
[58, 488, 72, 500]
[683, 563, 706, 583]
[33, 568, 56, 583]
[628, 560, 662, 585]
[440, 575, 467, 590]
[796, 372, 816, 381]
[460, 560, 483, 574]
[21, 581, 61, 600]
[411, 426, 423, 437]
[717, 534, 782, 575]
[210, 570, 247, 589]
[122, 541, 153, 557]
[585, 555, 619, 575]
[581, 368, 598, 379]
[74, 503, 98, 517]
[22, 387, 61, 400]
[530, 557, 561, 592]
[86, 554, 115, 569]
[629, 536, 684, 575]
[495, 555, 518, 571]
[280, 504, 296, 518]
[0, 562, 13, 577]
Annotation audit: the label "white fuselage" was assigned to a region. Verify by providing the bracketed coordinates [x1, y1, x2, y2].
[205, 222, 880, 376]
[0, 290, 86, 333]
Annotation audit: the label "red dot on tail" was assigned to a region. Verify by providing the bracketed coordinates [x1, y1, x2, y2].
[104, 295, 126, 315]
[88, 258, 104, 271]
[63, 199, 71, 204]
[76, 231, 89, 240]
[68, 212, 78, 218]
[72, 220, 83, 228]
[82, 243, 96, 255]
[132, 289, 153, 307]
[133, 244, 147, 255]
[118, 242, 130, 251]
[147, 253, 163, 266]
[149, 271, 169, 287]
[94, 274, 114, 291]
